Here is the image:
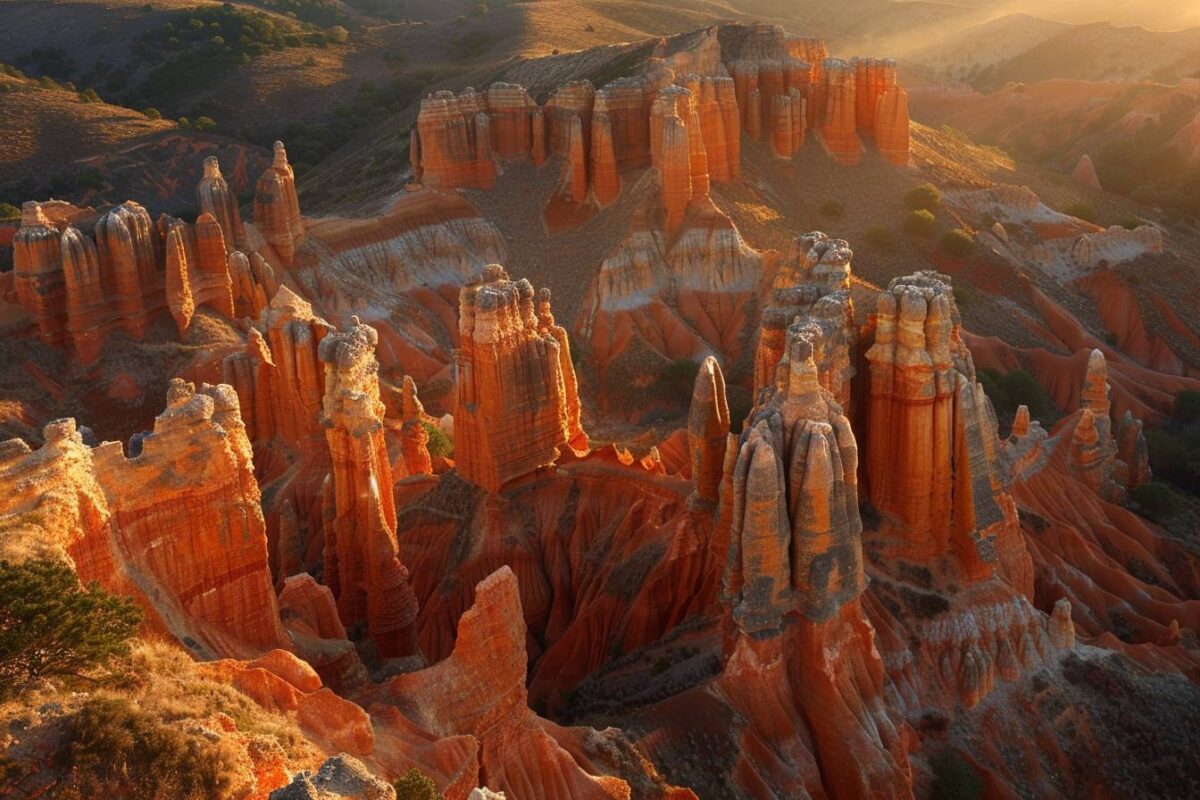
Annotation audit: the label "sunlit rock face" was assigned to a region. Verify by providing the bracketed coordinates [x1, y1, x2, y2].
[453, 266, 586, 493]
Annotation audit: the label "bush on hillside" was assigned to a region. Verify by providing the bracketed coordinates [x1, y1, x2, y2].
[904, 183, 942, 212]
[940, 228, 975, 257]
[904, 209, 937, 238]
[930, 751, 983, 800]
[977, 368, 1054, 425]
[0, 559, 142, 699]
[1063, 201, 1097, 223]
[0, 202, 20, 221]
[1131, 482, 1188, 523]
[421, 421, 452, 459]
[57, 695, 239, 799]
[394, 768, 444, 800]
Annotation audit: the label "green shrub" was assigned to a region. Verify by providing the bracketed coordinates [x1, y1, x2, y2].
[77, 168, 105, 192]
[864, 224, 896, 251]
[1172, 390, 1200, 426]
[57, 696, 238, 799]
[904, 182, 942, 212]
[1063, 201, 1097, 223]
[1131, 482, 1188, 523]
[0, 559, 142, 699]
[904, 209, 937, 238]
[940, 229, 975, 257]
[394, 768, 443, 800]
[329, 25, 350, 44]
[193, 115, 218, 132]
[819, 200, 844, 218]
[421, 421, 452, 459]
[0, 202, 19, 221]
[141, 107, 162, 119]
[77, 87, 103, 103]
[977, 368, 1054, 424]
[930, 751, 983, 800]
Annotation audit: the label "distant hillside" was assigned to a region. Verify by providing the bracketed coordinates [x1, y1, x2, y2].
[911, 78, 1200, 219]
[0, 66, 269, 215]
[901, 14, 1200, 87]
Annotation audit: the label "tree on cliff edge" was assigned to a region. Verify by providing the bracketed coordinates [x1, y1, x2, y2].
[0, 559, 142, 698]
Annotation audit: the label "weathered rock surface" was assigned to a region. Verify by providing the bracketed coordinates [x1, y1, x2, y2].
[454, 266, 585, 492]
[319, 318, 419, 657]
[385, 568, 631, 799]
[864, 271, 1020, 580]
[0, 381, 287, 657]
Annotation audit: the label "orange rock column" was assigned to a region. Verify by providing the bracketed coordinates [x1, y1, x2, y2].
[454, 266, 581, 492]
[197, 156, 247, 251]
[318, 318, 419, 657]
[13, 202, 68, 346]
[864, 272, 1012, 578]
[818, 59, 863, 165]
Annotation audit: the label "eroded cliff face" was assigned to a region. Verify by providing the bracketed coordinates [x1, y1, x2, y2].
[0, 379, 287, 658]
[408, 22, 909, 232]
[6, 155, 283, 365]
[2, 20, 1196, 800]
[453, 266, 586, 493]
[319, 319, 419, 657]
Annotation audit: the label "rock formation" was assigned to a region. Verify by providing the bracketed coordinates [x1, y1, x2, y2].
[753, 232, 856, 410]
[0, 380, 288, 657]
[1072, 153, 1102, 189]
[255, 142, 306, 266]
[864, 272, 1019, 580]
[386, 568, 631, 799]
[454, 266, 586, 492]
[687, 357, 730, 510]
[164, 213, 236, 336]
[319, 318, 419, 656]
[198, 155, 248, 251]
[12, 201, 68, 345]
[8, 150, 295, 361]
[818, 59, 864, 165]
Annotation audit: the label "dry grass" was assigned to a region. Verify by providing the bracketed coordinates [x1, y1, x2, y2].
[0, 638, 322, 798]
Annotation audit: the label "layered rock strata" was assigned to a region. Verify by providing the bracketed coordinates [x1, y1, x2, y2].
[454, 266, 586, 492]
[9, 149, 295, 360]
[319, 318, 419, 657]
[0, 380, 288, 657]
[198, 155, 248, 251]
[864, 272, 1020, 579]
[255, 142, 306, 266]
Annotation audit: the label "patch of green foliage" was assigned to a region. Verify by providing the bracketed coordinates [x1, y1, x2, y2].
[421, 421, 453, 459]
[940, 228, 975, 257]
[124, 5, 309, 113]
[15, 46, 76, 81]
[904, 182, 942, 212]
[977, 368, 1055, 425]
[449, 30, 495, 59]
[1131, 482, 1189, 523]
[904, 209, 937, 238]
[1062, 201, 1097, 223]
[56, 695, 238, 799]
[0, 202, 19, 221]
[0, 559, 142, 699]
[1144, 391, 1200, 496]
[930, 751, 983, 800]
[394, 768, 444, 800]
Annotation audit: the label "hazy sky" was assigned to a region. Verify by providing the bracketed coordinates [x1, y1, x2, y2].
[940, 0, 1200, 31]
